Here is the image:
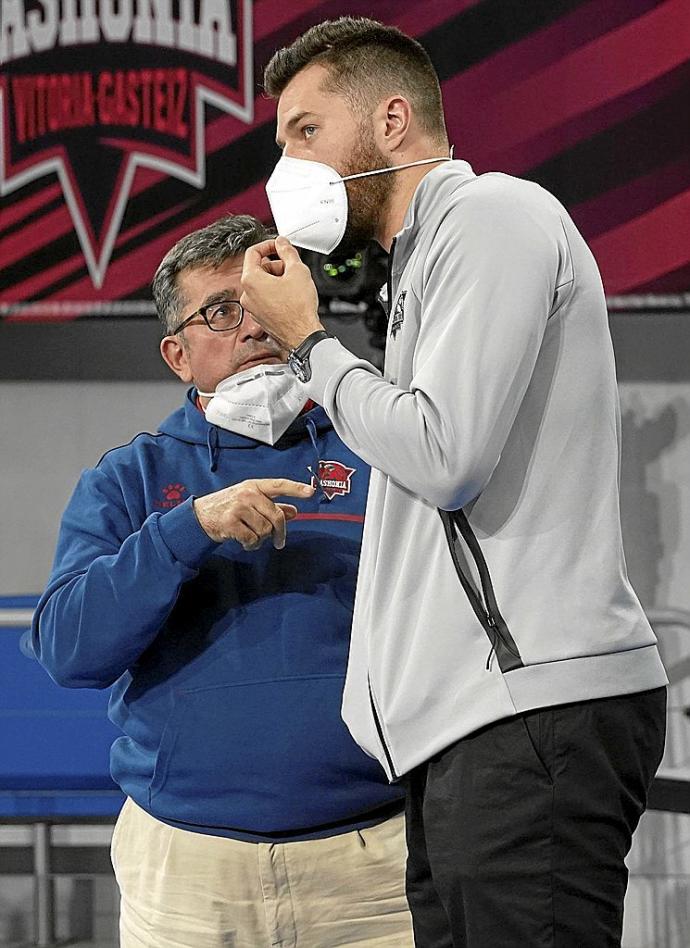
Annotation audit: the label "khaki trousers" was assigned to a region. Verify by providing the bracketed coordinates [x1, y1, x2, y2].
[111, 797, 414, 947]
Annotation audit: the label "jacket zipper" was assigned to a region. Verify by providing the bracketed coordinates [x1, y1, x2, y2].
[368, 677, 398, 780]
[386, 237, 397, 320]
[362, 239, 401, 783]
[439, 508, 524, 673]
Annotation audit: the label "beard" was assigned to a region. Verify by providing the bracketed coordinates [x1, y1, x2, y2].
[336, 120, 395, 255]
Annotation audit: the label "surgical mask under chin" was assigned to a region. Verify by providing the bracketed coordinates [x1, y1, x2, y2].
[198, 364, 306, 445]
[265, 152, 453, 255]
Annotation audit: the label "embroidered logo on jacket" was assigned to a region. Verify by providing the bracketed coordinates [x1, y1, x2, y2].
[309, 461, 356, 501]
[390, 290, 407, 338]
[156, 483, 187, 508]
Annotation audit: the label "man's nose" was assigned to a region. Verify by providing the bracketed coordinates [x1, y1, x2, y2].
[239, 311, 267, 340]
[281, 141, 307, 161]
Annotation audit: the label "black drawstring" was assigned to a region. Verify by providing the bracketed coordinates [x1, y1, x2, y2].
[206, 426, 220, 472]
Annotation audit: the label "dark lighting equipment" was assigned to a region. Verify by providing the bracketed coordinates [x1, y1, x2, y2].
[301, 243, 390, 360]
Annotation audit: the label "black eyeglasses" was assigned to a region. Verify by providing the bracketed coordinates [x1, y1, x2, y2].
[171, 299, 244, 335]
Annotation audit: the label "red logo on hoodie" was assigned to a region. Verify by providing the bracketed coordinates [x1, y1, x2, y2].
[157, 483, 187, 508]
[310, 461, 356, 501]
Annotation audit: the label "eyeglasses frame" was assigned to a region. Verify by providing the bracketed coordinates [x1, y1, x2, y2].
[170, 299, 244, 336]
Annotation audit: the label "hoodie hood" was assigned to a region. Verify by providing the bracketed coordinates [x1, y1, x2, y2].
[158, 387, 333, 451]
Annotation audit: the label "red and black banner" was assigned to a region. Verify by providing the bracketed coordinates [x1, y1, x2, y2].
[1, 0, 689, 320]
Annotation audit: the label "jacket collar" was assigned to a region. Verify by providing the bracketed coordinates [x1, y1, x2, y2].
[392, 159, 476, 275]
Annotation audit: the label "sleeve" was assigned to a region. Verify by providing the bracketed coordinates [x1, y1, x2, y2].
[303, 185, 563, 509]
[31, 465, 219, 689]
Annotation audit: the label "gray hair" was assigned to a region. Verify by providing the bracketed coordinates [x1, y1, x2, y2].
[152, 214, 273, 334]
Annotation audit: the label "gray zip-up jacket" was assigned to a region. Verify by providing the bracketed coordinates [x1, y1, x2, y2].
[302, 160, 667, 780]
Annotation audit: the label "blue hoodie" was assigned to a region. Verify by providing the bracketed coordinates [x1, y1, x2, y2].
[32, 390, 402, 841]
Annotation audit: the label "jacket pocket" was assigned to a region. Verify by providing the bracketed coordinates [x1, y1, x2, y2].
[438, 507, 523, 673]
[520, 707, 555, 785]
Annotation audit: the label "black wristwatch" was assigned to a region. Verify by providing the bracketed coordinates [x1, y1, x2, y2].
[287, 330, 333, 383]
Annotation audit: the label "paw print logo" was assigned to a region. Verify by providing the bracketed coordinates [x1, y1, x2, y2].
[158, 484, 187, 508]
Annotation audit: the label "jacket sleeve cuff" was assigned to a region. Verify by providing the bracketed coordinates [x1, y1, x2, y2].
[155, 496, 220, 569]
[302, 336, 377, 403]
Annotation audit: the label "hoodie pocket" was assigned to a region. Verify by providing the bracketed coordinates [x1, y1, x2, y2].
[147, 675, 395, 832]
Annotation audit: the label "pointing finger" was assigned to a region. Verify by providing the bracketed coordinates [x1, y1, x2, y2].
[255, 478, 315, 500]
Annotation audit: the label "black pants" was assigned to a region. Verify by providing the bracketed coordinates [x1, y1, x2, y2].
[404, 687, 667, 948]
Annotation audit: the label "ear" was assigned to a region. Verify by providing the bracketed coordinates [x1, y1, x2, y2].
[375, 95, 413, 156]
[160, 334, 193, 382]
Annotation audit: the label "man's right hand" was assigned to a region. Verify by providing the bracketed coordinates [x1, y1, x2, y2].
[193, 478, 314, 551]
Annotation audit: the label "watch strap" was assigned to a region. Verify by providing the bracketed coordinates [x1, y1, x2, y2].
[291, 329, 333, 359]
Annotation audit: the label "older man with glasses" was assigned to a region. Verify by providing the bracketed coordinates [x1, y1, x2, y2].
[31, 214, 414, 948]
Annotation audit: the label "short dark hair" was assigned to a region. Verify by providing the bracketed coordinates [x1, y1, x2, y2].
[264, 17, 447, 145]
[152, 214, 272, 334]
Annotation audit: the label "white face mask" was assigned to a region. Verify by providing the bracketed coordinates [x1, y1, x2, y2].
[265, 154, 452, 255]
[198, 364, 307, 445]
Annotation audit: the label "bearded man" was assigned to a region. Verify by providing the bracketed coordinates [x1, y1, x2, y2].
[240, 17, 668, 948]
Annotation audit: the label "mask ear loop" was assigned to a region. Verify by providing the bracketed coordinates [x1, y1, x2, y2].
[338, 153, 453, 183]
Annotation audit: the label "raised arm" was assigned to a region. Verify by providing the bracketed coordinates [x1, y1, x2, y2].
[32, 466, 312, 688]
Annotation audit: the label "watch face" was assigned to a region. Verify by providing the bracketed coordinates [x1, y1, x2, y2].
[288, 353, 309, 382]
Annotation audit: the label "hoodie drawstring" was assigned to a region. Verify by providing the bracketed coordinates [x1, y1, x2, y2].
[305, 416, 330, 502]
[305, 416, 319, 455]
[206, 426, 220, 472]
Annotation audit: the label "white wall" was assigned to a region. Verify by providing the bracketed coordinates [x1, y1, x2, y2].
[619, 382, 690, 613]
[1, 381, 181, 594]
[618, 382, 690, 948]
